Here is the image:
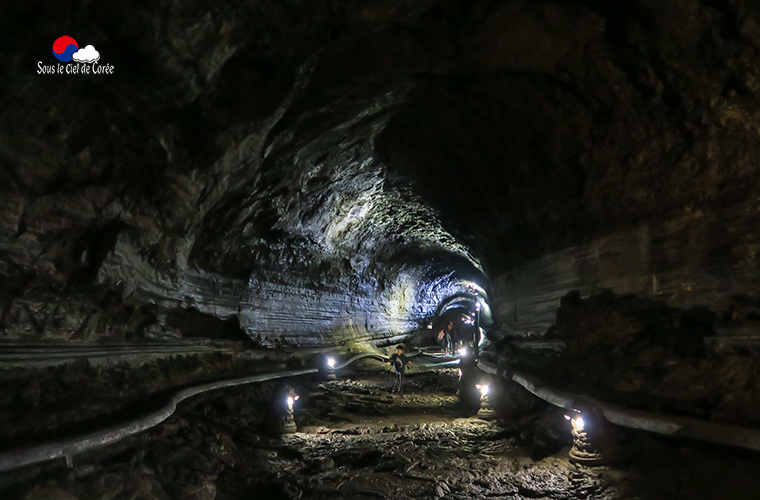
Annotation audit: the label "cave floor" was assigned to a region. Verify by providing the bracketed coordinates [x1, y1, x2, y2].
[259, 372, 619, 500]
[4, 367, 760, 499]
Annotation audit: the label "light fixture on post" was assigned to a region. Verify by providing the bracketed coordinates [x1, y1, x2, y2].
[473, 301, 481, 360]
[475, 382, 495, 419]
[564, 399, 617, 465]
[282, 387, 300, 434]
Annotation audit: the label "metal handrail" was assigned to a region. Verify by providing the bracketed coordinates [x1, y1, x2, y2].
[0, 349, 458, 473]
[478, 359, 760, 452]
[0, 367, 319, 473]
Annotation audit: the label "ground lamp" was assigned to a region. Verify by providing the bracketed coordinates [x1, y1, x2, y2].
[564, 399, 617, 465]
[282, 388, 300, 434]
[320, 355, 337, 380]
[475, 382, 495, 419]
[473, 302, 481, 360]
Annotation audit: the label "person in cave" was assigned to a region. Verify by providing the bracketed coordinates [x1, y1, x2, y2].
[389, 344, 411, 394]
[437, 321, 455, 354]
[436, 326, 447, 353]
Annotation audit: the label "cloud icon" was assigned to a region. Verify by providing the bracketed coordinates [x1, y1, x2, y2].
[72, 45, 100, 63]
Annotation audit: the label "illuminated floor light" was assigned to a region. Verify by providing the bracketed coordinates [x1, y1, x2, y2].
[282, 389, 299, 434]
[565, 400, 617, 466]
[476, 382, 495, 419]
[321, 356, 338, 380]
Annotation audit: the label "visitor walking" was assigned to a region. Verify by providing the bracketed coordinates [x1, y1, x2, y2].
[389, 345, 411, 394]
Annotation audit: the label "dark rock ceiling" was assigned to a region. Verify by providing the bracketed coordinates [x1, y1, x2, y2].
[2, 0, 760, 344]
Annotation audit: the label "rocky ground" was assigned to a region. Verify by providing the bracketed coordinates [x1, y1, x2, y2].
[3, 361, 760, 499]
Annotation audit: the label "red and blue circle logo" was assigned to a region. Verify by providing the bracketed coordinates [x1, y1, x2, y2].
[52, 36, 78, 62]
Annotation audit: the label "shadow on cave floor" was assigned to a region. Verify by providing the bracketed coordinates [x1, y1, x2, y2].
[3, 369, 760, 499]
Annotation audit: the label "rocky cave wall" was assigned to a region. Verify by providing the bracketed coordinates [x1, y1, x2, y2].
[480, 0, 760, 336]
[1, 0, 490, 346]
[3, 0, 760, 346]
[493, 199, 760, 335]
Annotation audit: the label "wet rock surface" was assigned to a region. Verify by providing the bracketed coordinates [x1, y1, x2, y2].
[3, 367, 760, 499]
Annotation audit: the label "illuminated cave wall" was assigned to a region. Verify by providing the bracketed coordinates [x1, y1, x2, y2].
[3, 0, 760, 345]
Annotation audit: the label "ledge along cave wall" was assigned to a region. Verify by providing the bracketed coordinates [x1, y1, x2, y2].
[3, 0, 760, 348]
[493, 200, 760, 336]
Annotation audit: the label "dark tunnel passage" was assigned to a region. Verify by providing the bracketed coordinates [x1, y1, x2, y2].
[5, 0, 760, 498]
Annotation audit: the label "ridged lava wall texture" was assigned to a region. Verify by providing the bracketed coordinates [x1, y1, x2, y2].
[493, 200, 760, 335]
[2, 0, 760, 344]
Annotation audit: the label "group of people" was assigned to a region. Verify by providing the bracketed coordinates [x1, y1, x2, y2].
[387, 317, 481, 394]
[437, 320, 465, 355]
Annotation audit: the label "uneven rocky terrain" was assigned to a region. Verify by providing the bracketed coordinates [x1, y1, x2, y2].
[3, 366, 760, 499]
